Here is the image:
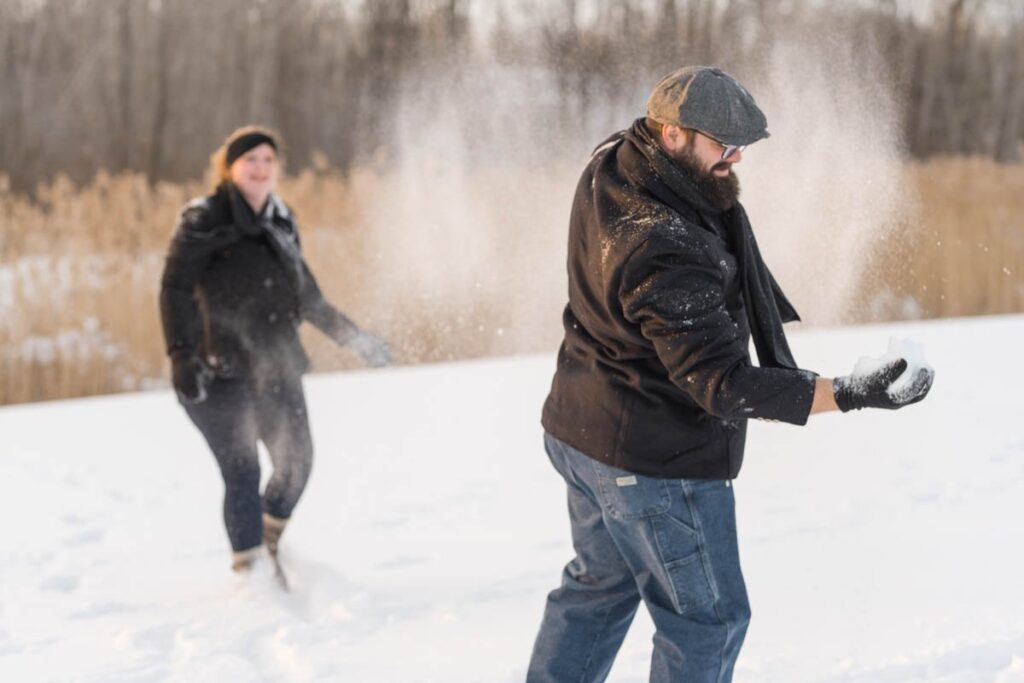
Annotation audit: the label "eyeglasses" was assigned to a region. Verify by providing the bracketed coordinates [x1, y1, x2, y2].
[699, 131, 746, 161]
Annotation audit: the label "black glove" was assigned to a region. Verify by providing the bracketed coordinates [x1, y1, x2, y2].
[833, 358, 934, 412]
[348, 331, 392, 368]
[171, 353, 213, 404]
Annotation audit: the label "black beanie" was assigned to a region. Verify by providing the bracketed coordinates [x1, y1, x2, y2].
[226, 132, 277, 167]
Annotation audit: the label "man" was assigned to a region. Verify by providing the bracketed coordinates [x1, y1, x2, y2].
[528, 66, 934, 682]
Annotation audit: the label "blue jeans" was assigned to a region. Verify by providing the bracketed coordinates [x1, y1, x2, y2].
[528, 433, 751, 683]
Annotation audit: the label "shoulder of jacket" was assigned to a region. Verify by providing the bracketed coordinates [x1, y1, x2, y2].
[629, 213, 717, 268]
[589, 132, 625, 163]
[179, 191, 235, 230]
[176, 193, 239, 244]
[650, 210, 706, 246]
[176, 195, 214, 231]
[618, 197, 704, 246]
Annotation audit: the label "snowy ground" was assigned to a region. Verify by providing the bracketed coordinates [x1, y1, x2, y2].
[2, 315, 1023, 683]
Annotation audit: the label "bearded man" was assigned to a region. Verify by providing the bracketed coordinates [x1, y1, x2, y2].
[528, 66, 934, 682]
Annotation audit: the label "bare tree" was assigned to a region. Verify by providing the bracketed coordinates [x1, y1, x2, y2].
[0, 0, 1021, 196]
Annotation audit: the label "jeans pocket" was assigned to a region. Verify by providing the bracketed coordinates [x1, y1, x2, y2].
[591, 461, 671, 520]
[651, 485, 716, 614]
[662, 551, 716, 615]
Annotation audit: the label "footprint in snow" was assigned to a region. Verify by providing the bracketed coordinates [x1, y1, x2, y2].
[69, 600, 136, 620]
[40, 574, 80, 592]
[64, 529, 105, 546]
[60, 512, 89, 527]
[373, 555, 427, 571]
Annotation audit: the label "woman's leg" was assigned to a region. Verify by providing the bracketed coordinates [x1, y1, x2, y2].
[183, 377, 263, 553]
[255, 374, 313, 523]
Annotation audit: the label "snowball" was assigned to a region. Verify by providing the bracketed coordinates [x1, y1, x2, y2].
[849, 337, 933, 401]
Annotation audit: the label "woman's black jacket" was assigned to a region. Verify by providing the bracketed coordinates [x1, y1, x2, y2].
[159, 183, 356, 381]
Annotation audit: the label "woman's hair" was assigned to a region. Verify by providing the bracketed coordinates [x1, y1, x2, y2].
[207, 125, 284, 191]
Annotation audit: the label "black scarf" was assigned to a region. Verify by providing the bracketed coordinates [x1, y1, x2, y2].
[623, 119, 801, 370]
[224, 183, 306, 290]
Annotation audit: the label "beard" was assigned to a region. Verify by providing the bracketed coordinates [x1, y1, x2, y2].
[667, 145, 741, 211]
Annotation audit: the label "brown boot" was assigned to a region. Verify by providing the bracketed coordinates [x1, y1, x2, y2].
[231, 547, 262, 573]
[262, 513, 288, 557]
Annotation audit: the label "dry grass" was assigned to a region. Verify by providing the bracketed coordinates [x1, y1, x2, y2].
[852, 157, 1024, 322]
[1, 158, 1022, 405]
[0, 163, 571, 405]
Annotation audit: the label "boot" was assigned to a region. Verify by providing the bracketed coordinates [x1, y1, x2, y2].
[231, 546, 262, 573]
[262, 513, 288, 557]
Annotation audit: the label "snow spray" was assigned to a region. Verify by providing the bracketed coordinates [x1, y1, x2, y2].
[351, 11, 914, 361]
[741, 30, 915, 326]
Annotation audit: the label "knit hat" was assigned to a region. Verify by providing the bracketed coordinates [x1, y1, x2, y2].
[646, 66, 769, 146]
[226, 131, 277, 167]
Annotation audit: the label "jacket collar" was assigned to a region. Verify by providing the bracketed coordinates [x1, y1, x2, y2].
[624, 118, 723, 216]
[222, 182, 283, 237]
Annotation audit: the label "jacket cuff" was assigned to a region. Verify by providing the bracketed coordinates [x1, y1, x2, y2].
[787, 369, 818, 426]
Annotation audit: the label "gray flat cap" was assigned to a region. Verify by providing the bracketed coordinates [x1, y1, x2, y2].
[646, 66, 769, 146]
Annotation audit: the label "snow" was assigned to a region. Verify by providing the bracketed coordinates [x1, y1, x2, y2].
[848, 336, 935, 402]
[851, 337, 929, 379]
[2, 315, 1023, 682]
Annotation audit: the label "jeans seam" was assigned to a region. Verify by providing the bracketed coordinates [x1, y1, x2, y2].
[592, 461, 616, 518]
[716, 612, 735, 683]
[576, 586, 617, 683]
[682, 480, 721, 604]
[683, 481, 732, 682]
[648, 514, 684, 614]
[544, 433, 629, 682]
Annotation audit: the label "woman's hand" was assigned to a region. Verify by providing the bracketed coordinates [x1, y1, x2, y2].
[348, 331, 392, 368]
[171, 353, 214, 403]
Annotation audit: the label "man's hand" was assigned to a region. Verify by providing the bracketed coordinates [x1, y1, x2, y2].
[833, 359, 934, 412]
[349, 331, 392, 368]
[171, 353, 212, 404]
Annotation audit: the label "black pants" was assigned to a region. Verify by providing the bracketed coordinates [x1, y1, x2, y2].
[183, 374, 313, 552]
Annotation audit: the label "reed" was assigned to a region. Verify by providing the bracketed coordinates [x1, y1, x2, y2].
[853, 157, 1024, 323]
[1, 158, 1021, 405]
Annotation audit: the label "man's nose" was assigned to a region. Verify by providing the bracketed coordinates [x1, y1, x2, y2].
[726, 148, 743, 164]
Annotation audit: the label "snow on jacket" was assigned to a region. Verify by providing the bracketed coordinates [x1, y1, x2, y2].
[541, 120, 817, 480]
[159, 182, 357, 380]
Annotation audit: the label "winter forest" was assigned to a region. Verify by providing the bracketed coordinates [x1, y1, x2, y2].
[1, 0, 1022, 403]
[2, 1, 1024, 682]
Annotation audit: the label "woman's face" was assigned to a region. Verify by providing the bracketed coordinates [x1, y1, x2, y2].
[229, 143, 278, 199]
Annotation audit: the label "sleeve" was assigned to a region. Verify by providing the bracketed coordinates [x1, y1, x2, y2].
[271, 205, 362, 345]
[297, 259, 360, 345]
[619, 234, 816, 424]
[158, 202, 236, 358]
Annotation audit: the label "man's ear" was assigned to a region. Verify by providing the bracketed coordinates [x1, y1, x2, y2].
[660, 124, 689, 153]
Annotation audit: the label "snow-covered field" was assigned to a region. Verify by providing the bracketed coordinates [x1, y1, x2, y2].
[2, 315, 1022, 683]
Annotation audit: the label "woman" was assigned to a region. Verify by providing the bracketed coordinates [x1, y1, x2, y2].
[159, 126, 390, 574]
